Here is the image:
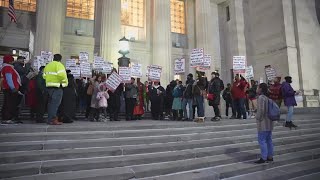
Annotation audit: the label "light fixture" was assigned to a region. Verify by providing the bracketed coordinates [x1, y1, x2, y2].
[12, 49, 17, 54]
[118, 36, 130, 57]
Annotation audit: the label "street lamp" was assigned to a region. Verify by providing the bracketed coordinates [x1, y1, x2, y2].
[118, 36, 130, 67]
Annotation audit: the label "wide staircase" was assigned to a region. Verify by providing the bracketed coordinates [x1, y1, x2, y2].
[0, 114, 320, 180]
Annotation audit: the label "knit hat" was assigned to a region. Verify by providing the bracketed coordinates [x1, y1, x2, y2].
[3, 55, 14, 64]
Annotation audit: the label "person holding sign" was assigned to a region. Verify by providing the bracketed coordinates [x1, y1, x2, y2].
[125, 77, 138, 121]
[149, 81, 166, 120]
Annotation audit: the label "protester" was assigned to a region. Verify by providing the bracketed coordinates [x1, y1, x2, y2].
[282, 76, 298, 128]
[255, 83, 274, 164]
[172, 81, 183, 120]
[13, 56, 29, 93]
[133, 78, 145, 120]
[144, 81, 150, 112]
[25, 71, 38, 120]
[1, 55, 22, 124]
[149, 81, 166, 120]
[76, 78, 86, 114]
[248, 80, 258, 119]
[108, 83, 123, 121]
[182, 73, 194, 121]
[165, 80, 176, 119]
[125, 77, 138, 121]
[192, 72, 207, 119]
[208, 72, 223, 121]
[35, 66, 47, 123]
[269, 77, 283, 107]
[231, 74, 247, 119]
[223, 83, 236, 118]
[96, 84, 109, 122]
[90, 75, 103, 121]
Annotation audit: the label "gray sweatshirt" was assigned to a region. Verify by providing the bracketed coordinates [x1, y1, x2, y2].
[256, 95, 274, 132]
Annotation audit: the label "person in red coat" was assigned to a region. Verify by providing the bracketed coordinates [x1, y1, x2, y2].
[25, 73, 38, 120]
[1, 55, 22, 123]
[231, 74, 248, 119]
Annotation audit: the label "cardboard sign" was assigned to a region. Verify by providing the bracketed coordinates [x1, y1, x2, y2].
[233, 56, 246, 73]
[148, 65, 162, 81]
[69, 65, 81, 78]
[80, 62, 92, 77]
[19, 50, 30, 61]
[65, 59, 77, 69]
[190, 48, 204, 67]
[245, 65, 254, 79]
[105, 72, 123, 92]
[40, 51, 53, 64]
[174, 58, 185, 74]
[265, 65, 277, 81]
[119, 67, 131, 82]
[79, 52, 89, 63]
[131, 63, 142, 78]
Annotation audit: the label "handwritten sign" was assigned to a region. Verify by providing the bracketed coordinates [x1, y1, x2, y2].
[102, 62, 113, 74]
[190, 48, 204, 67]
[119, 67, 131, 82]
[174, 58, 185, 74]
[65, 59, 77, 69]
[19, 50, 30, 61]
[131, 63, 142, 78]
[265, 65, 277, 81]
[40, 51, 53, 64]
[197, 54, 211, 72]
[93, 56, 105, 70]
[233, 56, 246, 73]
[105, 72, 123, 92]
[80, 62, 92, 77]
[0, 56, 3, 70]
[148, 65, 162, 81]
[245, 65, 254, 79]
[79, 52, 89, 63]
[69, 65, 81, 78]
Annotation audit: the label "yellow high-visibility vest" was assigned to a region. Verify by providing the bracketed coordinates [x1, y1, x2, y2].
[43, 61, 68, 88]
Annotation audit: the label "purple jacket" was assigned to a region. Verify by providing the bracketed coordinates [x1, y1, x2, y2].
[281, 82, 297, 106]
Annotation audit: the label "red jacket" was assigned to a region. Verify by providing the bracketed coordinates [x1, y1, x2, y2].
[0, 64, 21, 90]
[231, 80, 247, 99]
[269, 83, 282, 100]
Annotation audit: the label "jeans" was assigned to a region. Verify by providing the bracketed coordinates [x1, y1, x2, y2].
[286, 106, 294, 122]
[225, 101, 236, 117]
[234, 98, 247, 119]
[258, 131, 274, 160]
[194, 95, 204, 117]
[125, 98, 136, 120]
[47, 88, 63, 122]
[182, 98, 193, 120]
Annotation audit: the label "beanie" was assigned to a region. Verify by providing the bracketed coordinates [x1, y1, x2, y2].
[3, 55, 14, 64]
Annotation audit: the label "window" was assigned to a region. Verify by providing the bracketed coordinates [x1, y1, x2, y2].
[226, 6, 230, 21]
[121, 0, 144, 27]
[0, 0, 36, 12]
[170, 0, 185, 34]
[66, 0, 95, 20]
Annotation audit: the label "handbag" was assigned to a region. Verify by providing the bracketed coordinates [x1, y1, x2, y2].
[207, 93, 215, 101]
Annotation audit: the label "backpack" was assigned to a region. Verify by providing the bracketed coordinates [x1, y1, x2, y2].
[268, 98, 280, 121]
[86, 84, 94, 95]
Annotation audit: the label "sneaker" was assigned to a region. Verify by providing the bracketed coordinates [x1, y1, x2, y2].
[285, 122, 291, 127]
[254, 158, 266, 164]
[290, 122, 298, 128]
[250, 115, 256, 119]
[48, 119, 63, 125]
[230, 116, 236, 119]
[266, 158, 274, 163]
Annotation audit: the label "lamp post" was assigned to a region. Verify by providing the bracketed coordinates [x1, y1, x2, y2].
[118, 36, 130, 67]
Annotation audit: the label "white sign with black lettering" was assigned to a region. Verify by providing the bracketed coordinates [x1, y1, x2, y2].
[19, 50, 30, 61]
[102, 62, 113, 74]
[65, 59, 77, 69]
[245, 65, 254, 79]
[190, 48, 204, 67]
[265, 66, 277, 80]
[69, 65, 81, 78]
[79, 52, 89, 63]
[148, 65, 162, 81]
[174, 58, 185, 74]
[119, 67, 131, 82]
[131, 63, 142, 78]
[40, 51, 53, 64]
[233, 56, 246, 70]
[105, 72, 123, 92]
[93, 56, 105, 70]
[80, 62, 92, 77]
[0, 56, 3, 70]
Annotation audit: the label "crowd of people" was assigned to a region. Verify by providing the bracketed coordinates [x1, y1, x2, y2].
[1, 54, 299, 128]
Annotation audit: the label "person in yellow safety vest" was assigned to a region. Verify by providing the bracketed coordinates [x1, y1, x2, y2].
[43, 54, 68, 125]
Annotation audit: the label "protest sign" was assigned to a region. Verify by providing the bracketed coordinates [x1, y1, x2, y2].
[40, 51, 53, 64]
[190, 48, 204, 67]
[233, 56, 246, 74]
[80, 62, 92, 77]
[19, 50, 30, 61]
[0, 56, 3, 70]
[102, 62, 113, 74]
[105, 72, 123, 92]
[174, 58, 185, 74]
[69, 65, 81, 78]
[245, 65, 254, 79]
[119, 67, 131, 82]
[197, 54, 211, 72]
[65, 59, 77, 69]
[79, 52, 89, 63]
[265, 65, 277, 81]
[93, 56, 105, 70]
[131, 63, 143, 78]
[148, 65, 162, 81]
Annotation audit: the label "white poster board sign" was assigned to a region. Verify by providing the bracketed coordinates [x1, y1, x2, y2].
[93, 56, 105, 70]
[80, 62, 92, 77]
[79, 52, 89, 63]
[131, 63, 142, 78]
[19, 50, 30, 61]
[119, 67, 131, 82]
[197, 54, 211, 72]
[105, 72, 123, 92]
[245, 65, 254, 79]
[40, 51, 53, 64]
[69, 65, 81, 78]
[0, 56, 3, 70]
[102, 62, 113, 74]
[233, 56, 246, 74]
[174, 58, 185, 74]
[148, 65, 162, 81]
[65, 59, 77, 69]
[190, 48, 204, 67]
[265, 65, 277, 81]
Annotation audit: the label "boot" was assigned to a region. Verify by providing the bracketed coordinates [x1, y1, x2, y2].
[48, 118, 62, 125]
[290, 122, 298, 128]
[285, 121, 291, 127]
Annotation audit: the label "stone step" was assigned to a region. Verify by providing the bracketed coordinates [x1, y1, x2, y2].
[1, 119, 319, 142]
[289, 172, 320, 180]
[0, 121, 319, 152]
[3, 146, 320, 180]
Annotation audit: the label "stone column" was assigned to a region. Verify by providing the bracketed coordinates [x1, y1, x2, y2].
[153, 0, 172, 85]
[34, 0, 64, 55]
[100, 0, 121, 66]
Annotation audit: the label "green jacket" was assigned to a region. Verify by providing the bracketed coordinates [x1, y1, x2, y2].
[43, 61, 68, 88]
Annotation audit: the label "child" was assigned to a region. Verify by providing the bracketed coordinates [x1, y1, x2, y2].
[96, 84, 109, 122]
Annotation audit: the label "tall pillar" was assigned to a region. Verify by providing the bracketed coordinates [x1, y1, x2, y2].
[100, 0, 121, 67]
[153, 0, 172, 85]
[34, 0, 64, 55]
